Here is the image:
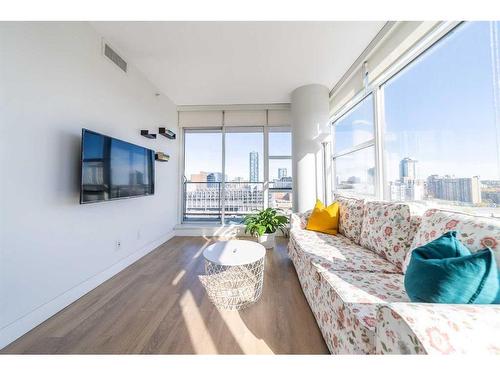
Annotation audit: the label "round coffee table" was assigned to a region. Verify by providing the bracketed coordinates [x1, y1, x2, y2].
[202, 240, 266, 310]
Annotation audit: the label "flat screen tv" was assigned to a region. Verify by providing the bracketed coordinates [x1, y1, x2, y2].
[80, 129, 155, 204]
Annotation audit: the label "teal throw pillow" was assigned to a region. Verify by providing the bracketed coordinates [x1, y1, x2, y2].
[404, 231, 500, 304]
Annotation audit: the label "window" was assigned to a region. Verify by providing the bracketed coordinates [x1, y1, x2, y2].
[332, 94, 375, 196]
[268, 127, 292, 214]
[382, 22, 500, 216]
[183, 125, 293, 222]
[269, 129, 292, 156]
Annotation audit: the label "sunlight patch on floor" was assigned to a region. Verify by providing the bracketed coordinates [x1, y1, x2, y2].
[191, 238, 213, 259]
[172, 270, 186, 285]
[180, 290, 218, 354]
[213, 308, 273, 354]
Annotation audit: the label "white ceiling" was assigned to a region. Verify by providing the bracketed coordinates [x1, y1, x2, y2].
[90, 21, 385, 105]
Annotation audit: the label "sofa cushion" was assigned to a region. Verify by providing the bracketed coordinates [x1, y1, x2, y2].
[290, 227, 401, 274]
[316, 270, 408, 354]
[404, 208, 500, 272]
[337, 195, 365, 244]
[360, 201, 416, 271]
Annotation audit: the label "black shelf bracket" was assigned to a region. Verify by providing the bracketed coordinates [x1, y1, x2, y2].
[141, 130, 156, 139]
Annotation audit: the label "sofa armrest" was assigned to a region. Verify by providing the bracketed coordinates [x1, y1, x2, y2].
[376, 302, 500, 354]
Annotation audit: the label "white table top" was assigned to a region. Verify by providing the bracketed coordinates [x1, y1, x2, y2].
[203, 240, 266, 266]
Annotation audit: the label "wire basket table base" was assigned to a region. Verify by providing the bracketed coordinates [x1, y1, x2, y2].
[201, 257, 265, 311]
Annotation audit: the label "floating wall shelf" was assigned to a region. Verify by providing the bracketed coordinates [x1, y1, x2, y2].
[141, 130, 156, 139]
[159, 127, 176, 139]
[155, 152, 170, 162]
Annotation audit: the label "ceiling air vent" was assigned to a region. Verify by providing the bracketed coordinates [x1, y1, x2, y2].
[103, 43, 127, 73]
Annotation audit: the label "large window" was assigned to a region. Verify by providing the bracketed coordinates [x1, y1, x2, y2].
[382, 22, 500, 216]
[331, 21, 500, 217]
[332, 94, 376, 195]
[183, 125, 292, 222]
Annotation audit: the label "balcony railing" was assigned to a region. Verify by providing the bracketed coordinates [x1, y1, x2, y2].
[183, 181, 265, 223]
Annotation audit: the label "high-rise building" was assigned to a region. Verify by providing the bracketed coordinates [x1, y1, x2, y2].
[391, 158, 424, 201]
[249, 151, 259, 182]
[390, 179, 425, 201]
[399, 157, 417, 181]
[426, 175, 482, 204]
[278, 168, 287, 179]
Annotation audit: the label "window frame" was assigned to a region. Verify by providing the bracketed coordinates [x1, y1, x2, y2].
[268, 126, 292, 194]
[330, 21, 467, 203]
[331, 92, 378, 197]
[181, 123, 292, 223]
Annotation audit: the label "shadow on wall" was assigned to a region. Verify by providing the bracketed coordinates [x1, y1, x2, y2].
[53, 127, 82, 206]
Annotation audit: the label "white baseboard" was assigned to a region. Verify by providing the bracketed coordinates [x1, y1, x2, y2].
[0, 230, 175, 350]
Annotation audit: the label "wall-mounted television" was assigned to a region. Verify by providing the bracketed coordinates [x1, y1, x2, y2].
[80, 129, 155, 204]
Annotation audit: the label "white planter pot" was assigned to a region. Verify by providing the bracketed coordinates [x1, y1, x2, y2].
[257, 232, 276, 249]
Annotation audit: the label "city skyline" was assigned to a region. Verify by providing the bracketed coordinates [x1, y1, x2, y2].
[390, 157, 497, 206]
[188, 151, 291, 183]
[184, 130, 292, 182]
[338, 155, 500, 207]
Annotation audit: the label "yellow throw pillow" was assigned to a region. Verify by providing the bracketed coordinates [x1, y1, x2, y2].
[305, 199, 339, 235]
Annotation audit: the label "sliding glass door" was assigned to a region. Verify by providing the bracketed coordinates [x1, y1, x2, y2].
[183, 127, 271, 223]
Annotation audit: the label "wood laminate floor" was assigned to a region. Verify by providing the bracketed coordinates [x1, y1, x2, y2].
[1, 236, 329, 354]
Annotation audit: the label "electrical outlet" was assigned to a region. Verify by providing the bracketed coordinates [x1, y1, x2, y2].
[116, 240, 121, 250]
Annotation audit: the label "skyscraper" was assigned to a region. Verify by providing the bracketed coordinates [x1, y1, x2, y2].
[278, 168, 287, 179]
[390, 158, 424, 201]
[249, 152, 259, 182]
[399, 157, 417, 181]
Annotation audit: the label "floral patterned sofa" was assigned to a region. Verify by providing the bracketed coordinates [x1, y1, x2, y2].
[288, 195, 500, 354]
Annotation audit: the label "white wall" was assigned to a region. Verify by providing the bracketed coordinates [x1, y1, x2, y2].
[291, 84, 330, 212]
[0, 22, 179, 348]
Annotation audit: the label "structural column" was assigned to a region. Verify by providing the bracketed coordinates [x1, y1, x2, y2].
[291, 84, 330, 213]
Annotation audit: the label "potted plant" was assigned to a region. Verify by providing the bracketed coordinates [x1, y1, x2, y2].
[243, 208, 289, 249]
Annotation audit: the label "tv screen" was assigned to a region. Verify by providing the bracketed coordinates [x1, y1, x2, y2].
[80, 129, 155, 204]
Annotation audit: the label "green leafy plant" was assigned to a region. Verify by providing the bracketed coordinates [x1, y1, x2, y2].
[243, 208, 289, 237]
